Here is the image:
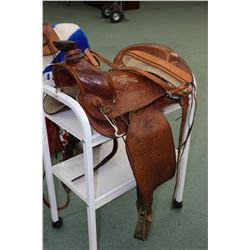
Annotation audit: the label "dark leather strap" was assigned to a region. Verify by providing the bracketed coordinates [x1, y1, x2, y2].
[171, 85, 197, 209]
[43, 139, 118, 210]
[43, 171, 70, 211]
[71, 138, 118, 182]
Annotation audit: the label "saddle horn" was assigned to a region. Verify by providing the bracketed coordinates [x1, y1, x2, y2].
[53, 40, 77, 51]
[53, 41, 84, 63]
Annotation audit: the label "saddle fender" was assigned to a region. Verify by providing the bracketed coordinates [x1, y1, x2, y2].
[53, 61, 114, 100]
[125, 106, 176, 240]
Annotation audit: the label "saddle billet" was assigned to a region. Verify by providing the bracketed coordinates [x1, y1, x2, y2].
[43, 41, 196, 240]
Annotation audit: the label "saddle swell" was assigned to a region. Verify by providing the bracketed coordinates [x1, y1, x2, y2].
[44, 40, 195, 241]
[53, 61, 114, 100]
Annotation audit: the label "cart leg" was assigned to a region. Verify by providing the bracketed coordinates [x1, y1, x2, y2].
[174, 88, 196, 207]
[43, 115, 60, 224]
[86, 205, 97, 250]
[174, 136, 191, 207]
[82, 141, 97, 249]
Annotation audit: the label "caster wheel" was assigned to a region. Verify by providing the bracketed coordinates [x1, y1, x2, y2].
[173, 199, 183, 209]
[110, 10, 123, 23]
[101, 4, 112, 18]
[52, 217, 63, 228]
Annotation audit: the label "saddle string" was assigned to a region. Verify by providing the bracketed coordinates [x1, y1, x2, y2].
[174, 81, 197, 160]
[171, 102, 188, 210]
[178, 83, 197, 153]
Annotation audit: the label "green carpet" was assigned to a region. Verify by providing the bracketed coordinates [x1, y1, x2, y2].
[43, 1, 208, 249]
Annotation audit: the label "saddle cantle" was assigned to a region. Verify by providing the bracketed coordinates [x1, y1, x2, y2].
[43, 41, 195, 240]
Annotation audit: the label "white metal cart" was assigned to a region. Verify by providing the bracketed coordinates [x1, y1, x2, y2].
[43, 75, 197, 250]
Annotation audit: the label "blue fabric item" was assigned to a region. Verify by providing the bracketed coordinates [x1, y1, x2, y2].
[69, 28, 91, 51]
[43, 64, 53, 74]
[43, 26, 90, 76]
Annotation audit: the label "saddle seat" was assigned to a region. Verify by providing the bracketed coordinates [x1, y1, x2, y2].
[113, 43, 193, 87]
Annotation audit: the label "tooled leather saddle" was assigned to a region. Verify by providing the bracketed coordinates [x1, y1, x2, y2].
[43, 34, 196, 240]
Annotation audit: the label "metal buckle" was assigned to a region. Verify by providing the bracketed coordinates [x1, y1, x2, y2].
[166, 90, 180, 101]
[55, 87, 62, 93]
[100, 108, 125, 137]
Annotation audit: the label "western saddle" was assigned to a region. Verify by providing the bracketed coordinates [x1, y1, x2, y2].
[43, 23, 196, 241]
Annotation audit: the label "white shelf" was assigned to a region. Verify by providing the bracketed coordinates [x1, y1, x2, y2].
[52, 139, 136, 209]
[45, 103, 180, 145]
[45, 110, 111, 147]
[162, 103, 181, 113]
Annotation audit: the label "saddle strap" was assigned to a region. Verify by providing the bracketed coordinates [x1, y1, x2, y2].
[71, 139, 118, 182]
[43, 171, 71, 211]
[84, 48, 100, 67]
[86, 49, 190, 97]
[178, 97, 189, 159]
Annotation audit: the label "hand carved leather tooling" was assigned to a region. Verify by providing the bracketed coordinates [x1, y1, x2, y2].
[43, 29, 197, 240]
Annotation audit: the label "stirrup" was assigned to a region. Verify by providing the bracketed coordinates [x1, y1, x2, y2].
[133, 209, 152, 241]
